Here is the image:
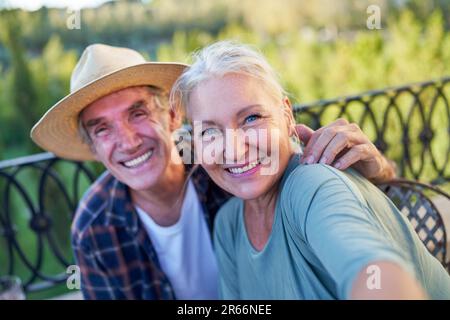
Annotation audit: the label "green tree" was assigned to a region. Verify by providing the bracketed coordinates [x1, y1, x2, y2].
[1, 10, 39, 154]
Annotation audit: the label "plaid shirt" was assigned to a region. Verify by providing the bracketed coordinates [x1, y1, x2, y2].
[71, 166, 230, 300]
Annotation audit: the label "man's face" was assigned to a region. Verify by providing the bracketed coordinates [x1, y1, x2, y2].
[80, 86, 179, 191]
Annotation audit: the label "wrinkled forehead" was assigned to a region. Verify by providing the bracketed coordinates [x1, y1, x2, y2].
[79, 86, 160, 123]
[187, 73, 280, 121]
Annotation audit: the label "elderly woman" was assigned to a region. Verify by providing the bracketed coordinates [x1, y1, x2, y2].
[171, 41, 450, 299]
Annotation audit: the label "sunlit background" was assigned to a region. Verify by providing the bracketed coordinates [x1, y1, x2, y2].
[1, 0, 112, 10]
[0, 0, 449, 299]
[0, 0, 449, 160]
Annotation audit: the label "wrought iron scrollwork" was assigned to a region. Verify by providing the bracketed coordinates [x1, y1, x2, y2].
[0, 153, 96, 293]
[294, 77, 450, 187]
[378, 179, 449, 273]
[0, 77, 449, 295]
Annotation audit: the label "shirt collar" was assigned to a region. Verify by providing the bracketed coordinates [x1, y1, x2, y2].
[103, 164, 211, 235]
[104, 177, 140, 235]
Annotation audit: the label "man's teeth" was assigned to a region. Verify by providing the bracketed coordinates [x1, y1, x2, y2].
[123, 150, 153, 168]
[227, 160, 259, 174]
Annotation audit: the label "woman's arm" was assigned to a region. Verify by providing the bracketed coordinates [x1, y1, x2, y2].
[350, 261, 427, 299]
[283, 164, 429, 299]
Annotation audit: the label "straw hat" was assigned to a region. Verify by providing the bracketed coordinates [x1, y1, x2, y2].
[30, 43, 188, 161]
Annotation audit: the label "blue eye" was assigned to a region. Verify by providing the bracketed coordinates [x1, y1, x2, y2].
[244, 114, 261, 124]
[201, 127, 220, 137]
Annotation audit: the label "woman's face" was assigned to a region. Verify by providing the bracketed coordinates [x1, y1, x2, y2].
[188, 73, 294, 200]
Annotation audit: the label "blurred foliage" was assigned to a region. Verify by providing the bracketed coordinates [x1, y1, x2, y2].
[0, 0, 449, 159]
[0, 0, 449, 298]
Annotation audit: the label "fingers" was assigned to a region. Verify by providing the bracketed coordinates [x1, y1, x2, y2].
[298, 119, 388, 181]
[301, 119, 373, 166]
[306, 126, 339, 164]
[318, 131, 356, 165]
[301, 118, 349, 163]
[333, 144, 366, 169]
[301, 129, 323, 162]
[295, 124, 314, 144]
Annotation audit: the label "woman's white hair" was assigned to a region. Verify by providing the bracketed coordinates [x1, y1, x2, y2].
[170, 40, 287, 115]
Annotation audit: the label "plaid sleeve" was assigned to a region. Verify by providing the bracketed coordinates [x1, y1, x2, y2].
[72, 241, 118, 300]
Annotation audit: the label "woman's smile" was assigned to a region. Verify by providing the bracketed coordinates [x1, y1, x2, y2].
[224, 158, 263, 176]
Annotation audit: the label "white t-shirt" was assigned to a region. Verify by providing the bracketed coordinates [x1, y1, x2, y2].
[135, 180, 219, 299]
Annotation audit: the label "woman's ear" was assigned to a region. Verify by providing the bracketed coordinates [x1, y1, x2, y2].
[169, 108, 183, 131]
[283, 96, 293, 111]
[282, 97, 296, 136]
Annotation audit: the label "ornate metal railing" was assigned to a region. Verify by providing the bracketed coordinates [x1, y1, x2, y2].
[294, 76, 450, 187]
[377, 179, 449, 273]
[0, 153, 97, 295]
[0, 77, 449, 297]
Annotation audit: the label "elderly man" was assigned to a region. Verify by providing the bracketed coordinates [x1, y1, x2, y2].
[31, 44, 396, 300]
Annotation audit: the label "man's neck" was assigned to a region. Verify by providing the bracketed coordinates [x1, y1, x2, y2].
[130, 160, 187, 227]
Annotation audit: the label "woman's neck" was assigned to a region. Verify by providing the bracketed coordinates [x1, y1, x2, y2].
[243, 180, 281, 251]
[245, 181, 279, 216]
[244, 150, 297, 218]
[243, 150, 296, 251]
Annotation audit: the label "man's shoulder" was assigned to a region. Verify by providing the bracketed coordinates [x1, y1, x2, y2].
[71, 170, 119, 245]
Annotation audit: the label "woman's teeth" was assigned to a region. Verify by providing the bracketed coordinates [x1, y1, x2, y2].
[227, 160, 259, 174]
[123, 150, 153, 168]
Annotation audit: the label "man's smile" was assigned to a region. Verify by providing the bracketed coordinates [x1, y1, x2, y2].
[120, 149, 154, 168]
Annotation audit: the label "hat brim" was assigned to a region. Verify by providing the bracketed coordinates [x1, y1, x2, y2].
[31, 62, 188, 161]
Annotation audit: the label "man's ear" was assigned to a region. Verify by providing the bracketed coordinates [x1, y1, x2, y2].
[90, 145, 100, 161]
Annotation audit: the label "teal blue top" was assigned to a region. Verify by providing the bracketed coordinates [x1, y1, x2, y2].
[214, 155, 450, 299]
